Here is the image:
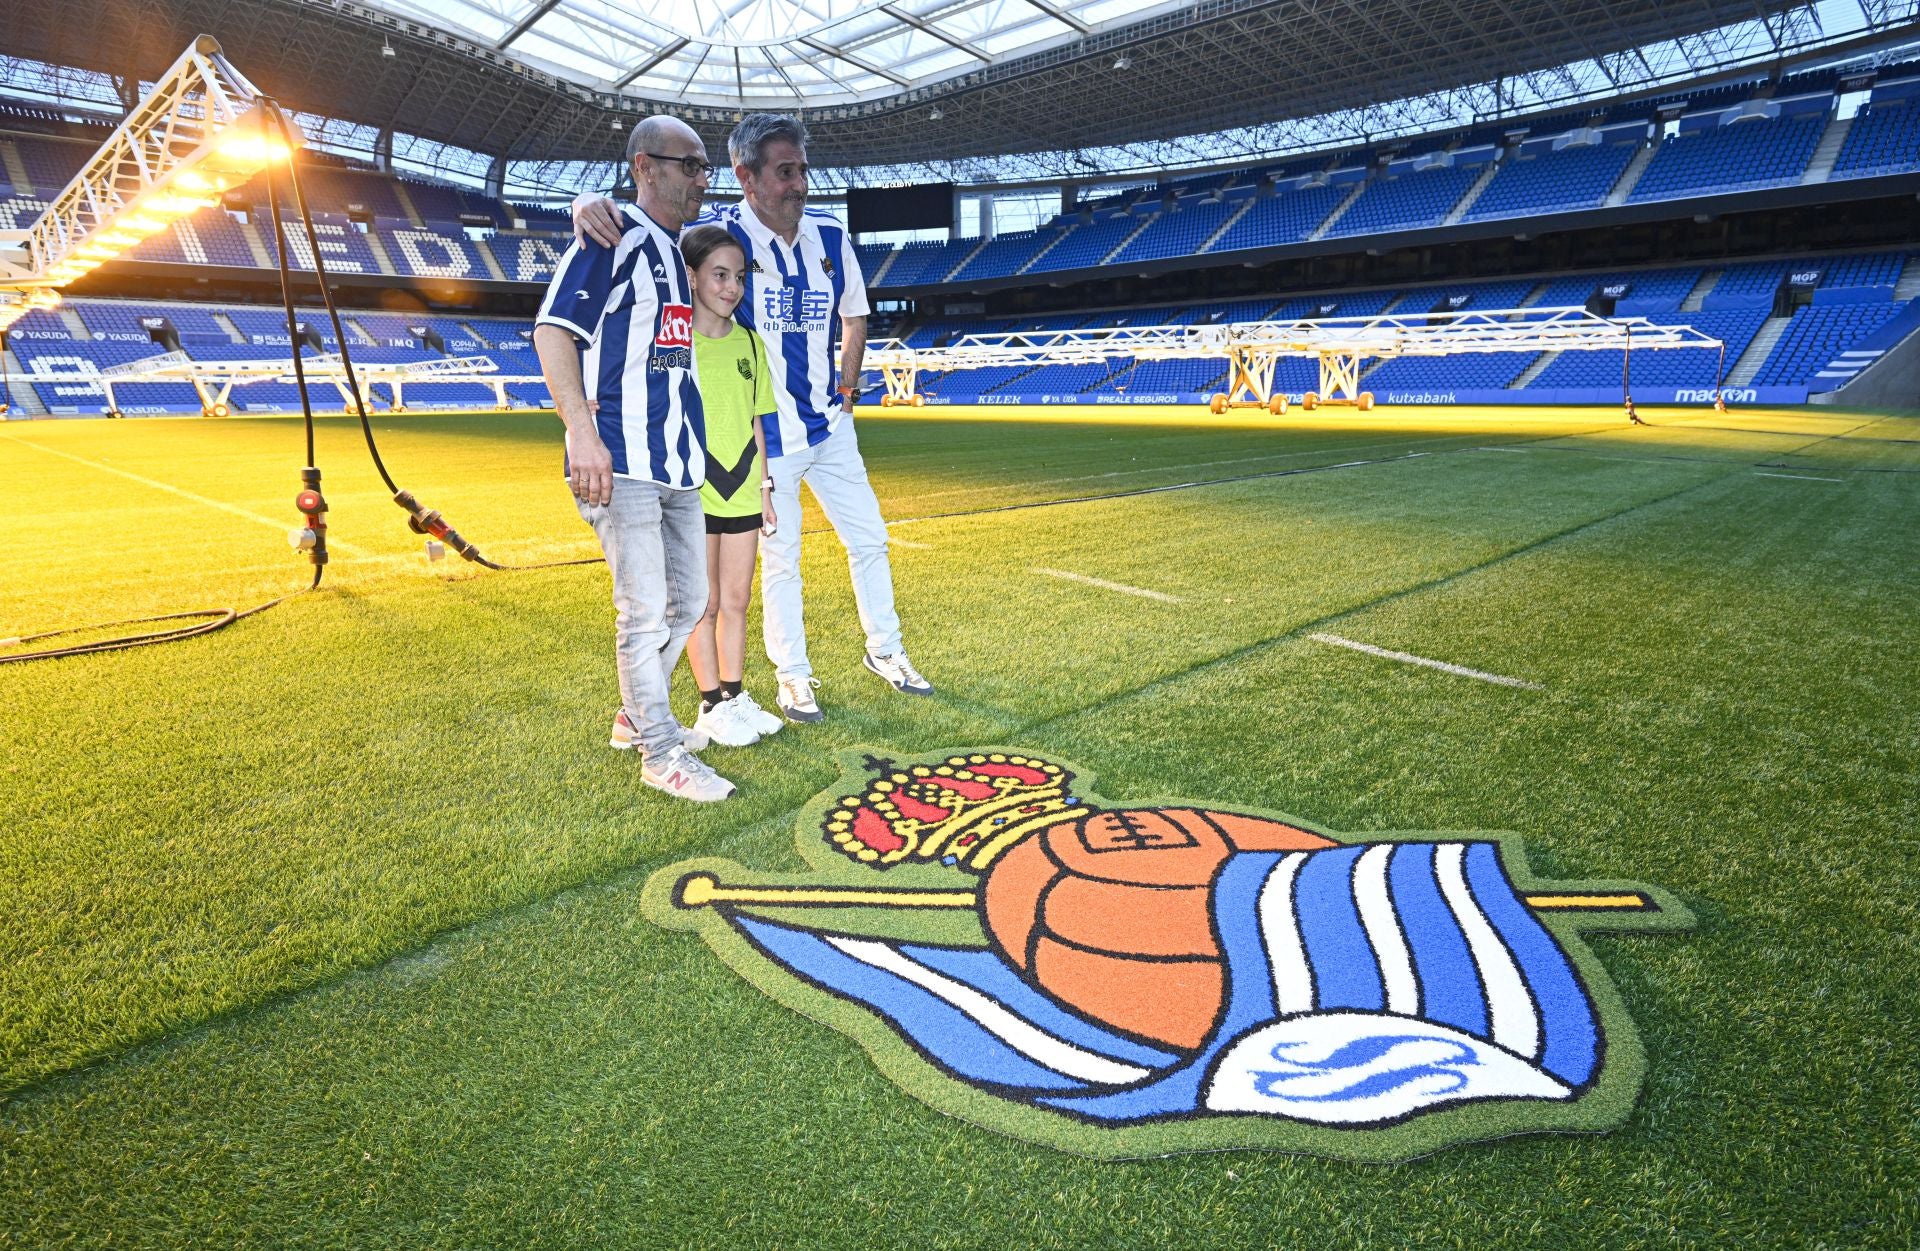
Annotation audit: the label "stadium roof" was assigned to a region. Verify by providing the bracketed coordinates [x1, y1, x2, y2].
[2, 0, 1914, 173]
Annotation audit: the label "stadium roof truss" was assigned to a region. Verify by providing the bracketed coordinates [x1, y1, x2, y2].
[3, 0, 1916, 178]
[864, 306, 1727, 407]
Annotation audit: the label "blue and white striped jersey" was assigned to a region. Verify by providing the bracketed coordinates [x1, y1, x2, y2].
[536, 204, 706, 490]
[700, 201, 869, 459]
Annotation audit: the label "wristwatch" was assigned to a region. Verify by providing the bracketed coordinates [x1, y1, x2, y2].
[836, 384, 857, 405]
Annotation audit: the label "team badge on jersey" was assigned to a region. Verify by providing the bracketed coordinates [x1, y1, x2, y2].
[643, 749, 1694, 1161]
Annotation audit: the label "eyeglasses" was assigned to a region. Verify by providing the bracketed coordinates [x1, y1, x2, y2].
[644, 152, 715, 179]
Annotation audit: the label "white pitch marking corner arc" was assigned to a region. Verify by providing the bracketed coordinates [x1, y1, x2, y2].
[824, 935, 1151, 1087]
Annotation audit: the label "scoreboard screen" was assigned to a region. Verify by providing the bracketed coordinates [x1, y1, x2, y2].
[847, 183, 954, 235]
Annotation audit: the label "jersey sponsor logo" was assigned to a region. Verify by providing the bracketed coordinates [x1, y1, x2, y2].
[642, 748, 1695, 1161]
[657, 303, 694, 349]
[761, 287, 832, 326]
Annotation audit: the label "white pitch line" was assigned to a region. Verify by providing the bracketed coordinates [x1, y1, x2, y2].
[1754, 471, 1843, 483]
[2, 434, 370, 555]
[1033, 567, 1184, 603]
[1307, 632, 1542, 690]
[887, 534, 932, 549]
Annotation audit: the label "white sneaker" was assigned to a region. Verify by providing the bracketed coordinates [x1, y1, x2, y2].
[641, 744, 735, 802]
[864, 651, 933, 696]
[777, 675, 824, 723]
[733, 690, 783, 736]
[610, 709, 709, 752]
[693, 696, 761, 748]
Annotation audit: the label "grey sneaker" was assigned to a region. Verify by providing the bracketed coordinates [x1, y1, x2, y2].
[640, 744, 735, 802]
[864, 651, 932, 696]
[777, 675, 824, 723]
[610, 709, 709, 751]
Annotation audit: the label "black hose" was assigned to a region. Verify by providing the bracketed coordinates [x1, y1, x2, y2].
[261, 103, 599, 574]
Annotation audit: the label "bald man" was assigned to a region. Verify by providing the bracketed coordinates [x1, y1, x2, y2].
[534, 115, 735, 802]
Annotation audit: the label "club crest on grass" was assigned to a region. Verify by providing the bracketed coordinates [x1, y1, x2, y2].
[641, 749, 1694, 1161]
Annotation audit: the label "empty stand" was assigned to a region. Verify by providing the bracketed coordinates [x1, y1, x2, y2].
[1327, 164, 1480, 237]
[1627, 113, 1824, 201]
[1830, 100, 1920, 178]
[1752, 300, 1909, 386]
[1207, 184, 1347, 253]
[1463, 141, 1637, 221]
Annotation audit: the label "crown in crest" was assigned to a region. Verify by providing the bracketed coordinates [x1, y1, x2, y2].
[824, 753, 1084, 872]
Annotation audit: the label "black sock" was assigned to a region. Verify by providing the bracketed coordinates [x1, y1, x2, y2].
[721, 679, 744, 701]
[700, 687, 724, 712]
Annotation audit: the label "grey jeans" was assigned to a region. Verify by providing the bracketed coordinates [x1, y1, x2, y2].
[578, 477, 707, 762]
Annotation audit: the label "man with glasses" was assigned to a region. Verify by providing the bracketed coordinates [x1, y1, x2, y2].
[535, 115, 735, 801]
[575, 114, 933, 725]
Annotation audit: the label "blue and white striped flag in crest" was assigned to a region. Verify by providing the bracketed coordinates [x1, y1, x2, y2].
[730, 840, 1602, 1126]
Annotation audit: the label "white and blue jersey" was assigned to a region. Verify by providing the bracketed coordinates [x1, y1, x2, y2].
[536, 203, 705, 490]
[700, 201, 869, 459]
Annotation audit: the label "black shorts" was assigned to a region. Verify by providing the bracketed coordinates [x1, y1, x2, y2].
[705, 512, 762, 535]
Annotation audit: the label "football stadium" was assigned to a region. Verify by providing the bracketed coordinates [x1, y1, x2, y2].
[2, 0, 1917, 1242]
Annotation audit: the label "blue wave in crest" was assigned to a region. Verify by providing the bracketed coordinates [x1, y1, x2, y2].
[1251, 1035, 1479, 1103]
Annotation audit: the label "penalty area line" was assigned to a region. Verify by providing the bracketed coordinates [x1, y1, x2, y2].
[1753, 471, 1843, 483]
[1033, 568, 1184, 603]
[1307, 632, 1542, 690]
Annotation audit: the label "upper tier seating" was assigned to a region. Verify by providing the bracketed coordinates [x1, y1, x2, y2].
[952, 228, 1064, 281]
[1463, 141, 1637, 221]
[1025, 216, 1147, 274]
[9, 137, 85, 192]
[484, 232, 570, 283]
[1627, 114, 1824, 201]
[126, 208, 260, 268]
[378, 224, 493, 279]
[255, 211, 385, 275]
[1830, 101, 1920, 179]
[1207, 184, 1349, 253]
[1327, 164, 1481, 237]
[1112, 199, 1241, 264]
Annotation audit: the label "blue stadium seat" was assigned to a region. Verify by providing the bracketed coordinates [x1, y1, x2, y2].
[255, 212, 385, 275]
[1208, 184, 1347, 253]
[379, 225, 492, 279]
[1463, 141, 1637, 221]
[485, 232, 570, 283]
[1627, 114, 1824, 201]
[1752, 300, 1907, 386]
[1830, 101, 1920, 179]
[1112, 199, 1239, 263]
[951, 228, 1063, 281]
[1327, 165, 1480, 237]
[1025, 216, 1144, 273]
[1529, 309, 1766, 388]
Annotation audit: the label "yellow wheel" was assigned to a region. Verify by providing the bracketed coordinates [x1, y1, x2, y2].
[1302, 392, 1319, 411]
[211, 403, 230, 418]
[909, 394, 924, 408]
[1357, 392, 1374, 412]
[1209, 394, 1228, 415]
[1267, 394, 1288, 415]
[1714, 397, 1728, 413]
[881, 395, 894, 407]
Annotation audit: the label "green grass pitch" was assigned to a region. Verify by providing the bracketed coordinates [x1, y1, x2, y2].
[1, 403, 1915, 1247]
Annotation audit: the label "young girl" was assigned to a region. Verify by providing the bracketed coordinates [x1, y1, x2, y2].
[680, 224, 784, 747]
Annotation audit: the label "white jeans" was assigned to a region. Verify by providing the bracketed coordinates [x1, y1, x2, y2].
[760, 417, 902, 680]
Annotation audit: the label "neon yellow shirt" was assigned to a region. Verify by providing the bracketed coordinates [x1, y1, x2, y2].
[695, 322, 776, 518]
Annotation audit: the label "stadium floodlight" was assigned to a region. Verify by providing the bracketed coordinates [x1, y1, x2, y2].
[0, 35, 300, 294]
